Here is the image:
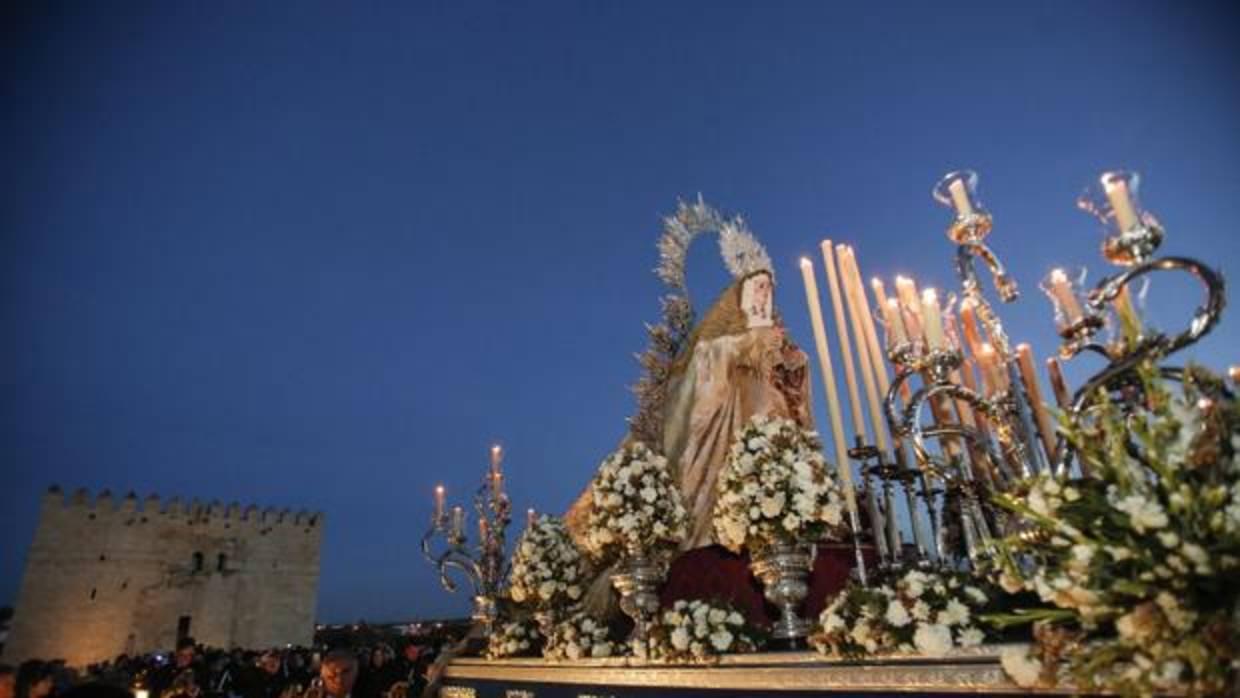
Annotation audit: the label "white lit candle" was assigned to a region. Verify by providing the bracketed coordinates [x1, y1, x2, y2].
[526, 508, 536, 528]
[894, 276, 923, 342]
[490, 444, 503, 476]
[948, 178, 974, 217]
[1047, 269, 1084, 325]
[872, 279, 906, 346]
[478, 517, 488, 541]
[433, 485, 445, 523]
[921, 288, 945, 350]
[1104, 177, 1140, 231]
[491, 471, 503, 497]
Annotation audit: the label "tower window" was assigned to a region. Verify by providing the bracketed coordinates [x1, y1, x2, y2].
[192, 551, 204, 572]
[90, 587, 97, 601]
[216, 553, 227, 572]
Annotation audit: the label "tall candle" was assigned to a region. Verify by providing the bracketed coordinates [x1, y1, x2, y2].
[839, 246, 900, 557]
[921, 288, 945, 350]
[958, 297, 986, 358]
[799, 257, 861, 532]
[839, 246, 891, 453]
[478, 517, 489, 542]
[820, 242, 868, 442]
[1104, 177, 1140, 231]
[450, 506, 465, 539]
[434, 485, 445, 523]
[976, 343, 998, 396]
[1047, 269, 1084, 325]
[948, 178, 974, 217]
[1229, 365, 1240, 385]
[491, 471, 503, 497]
[526, 508, 536, 528]
[1016, 343, 1056, 462]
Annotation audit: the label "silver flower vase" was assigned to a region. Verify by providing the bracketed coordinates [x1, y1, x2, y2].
[750, 541, 813, 643]
[471, 594, 497, 637]
[609, 554, 665, 652]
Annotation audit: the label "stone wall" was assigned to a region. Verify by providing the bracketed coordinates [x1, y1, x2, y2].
[2, 487, 323, 667]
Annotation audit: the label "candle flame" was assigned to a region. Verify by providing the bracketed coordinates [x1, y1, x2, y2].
[1049, 268, 1069, 284]
[922, 288, 937, 304]
[435, 485, 444, 494]
[979, 342, 995, 357]
[799, 256, 812, 268]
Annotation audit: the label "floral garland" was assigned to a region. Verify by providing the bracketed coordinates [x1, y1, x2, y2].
[712, 415, 846, 554]
[508, 515, 588, 610]
[484, 618, 542, 659]
[809, 568, 992, 658]
[639, 599, 763, 663]
[584, 442, 688, 562]
[542, 611, 623, 660]
[991, 364, 1239, 695]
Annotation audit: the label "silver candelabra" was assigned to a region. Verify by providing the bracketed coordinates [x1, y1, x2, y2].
[422, 446, 512, 635]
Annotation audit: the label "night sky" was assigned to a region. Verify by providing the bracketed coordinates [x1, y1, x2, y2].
[5, 1, 1238, 623]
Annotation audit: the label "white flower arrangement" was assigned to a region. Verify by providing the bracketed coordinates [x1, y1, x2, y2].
[712, 414, 846, 554]
[639, 599, 762, 663]
[542, 611, 621, 661]
[809, 569, 991, 658]
[484, 618, 542, 659]
[990, 365, 1240, 695]
[508, 515, 587, 610]
[584, 442, 688, 562]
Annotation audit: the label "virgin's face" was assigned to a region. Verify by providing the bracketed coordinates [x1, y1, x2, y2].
[741, 273, 774, 328]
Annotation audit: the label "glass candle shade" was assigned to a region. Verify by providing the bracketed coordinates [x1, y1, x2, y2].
[1077, 170, 1164, 266]
[933, 170, 993, 243]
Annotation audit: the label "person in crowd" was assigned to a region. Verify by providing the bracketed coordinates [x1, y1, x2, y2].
[317, 651, 357, 698]
[1, 664, 15, 698]
[152, 639, 203, 698]
[237, 651, 286, 698]
[353, 647, 399, 698]
[16, 661, 56, 698]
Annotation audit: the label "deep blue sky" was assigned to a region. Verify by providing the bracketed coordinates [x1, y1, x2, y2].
[4, 1, 1238, 623]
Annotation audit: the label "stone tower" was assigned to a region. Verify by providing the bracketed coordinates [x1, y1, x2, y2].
[3, 486, 323, 667]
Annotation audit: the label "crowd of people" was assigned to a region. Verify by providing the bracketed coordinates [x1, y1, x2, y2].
[0, 638, 439, 698]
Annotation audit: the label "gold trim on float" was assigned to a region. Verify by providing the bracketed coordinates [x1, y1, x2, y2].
[440, 646, 1056, 694]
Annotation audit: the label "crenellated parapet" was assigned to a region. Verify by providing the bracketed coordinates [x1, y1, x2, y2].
[41, 484, 324, 530]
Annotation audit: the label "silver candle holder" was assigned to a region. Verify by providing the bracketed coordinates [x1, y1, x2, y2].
[1047, 171, 1227, 476]
[422, 446, 513, 636]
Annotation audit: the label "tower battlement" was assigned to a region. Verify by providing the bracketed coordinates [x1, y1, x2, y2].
[42, 485, 324, 528]
[5, 485, 324, 667]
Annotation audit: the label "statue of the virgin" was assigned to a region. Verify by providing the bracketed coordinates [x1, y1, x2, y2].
[566, 198, 813, 561]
